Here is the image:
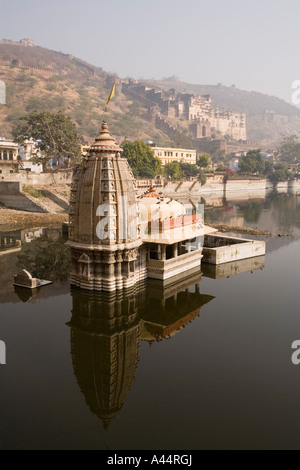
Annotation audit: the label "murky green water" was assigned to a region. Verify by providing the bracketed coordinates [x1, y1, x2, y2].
[1, 192, 300, 449]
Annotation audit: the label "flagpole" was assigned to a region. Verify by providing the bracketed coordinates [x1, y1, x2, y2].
[94, 109, 107, 138]
[94, 83, 115, 138]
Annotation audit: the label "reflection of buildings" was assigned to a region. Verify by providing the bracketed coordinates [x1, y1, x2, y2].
[203, 194, 265, 227]
[201, 256, 265, 279]
[0, 226, 68, 303]
[0, 228, 46, 257]
[0, 227, 60, 258]
[0, 235, 21, 256]
[69, 287, 143, 429]
[142, 272, 213, 341]
[68, 273, 215, 428]
[0, 227, 62, 251]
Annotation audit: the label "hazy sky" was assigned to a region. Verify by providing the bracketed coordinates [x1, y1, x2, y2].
[1, 0, 299, 103]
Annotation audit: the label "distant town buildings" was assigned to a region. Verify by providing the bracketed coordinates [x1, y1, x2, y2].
[18, 139, 43, 174]
[0, 139, 18, 174]
[0, 138, 45, 174]
[151, 146, 197, 166]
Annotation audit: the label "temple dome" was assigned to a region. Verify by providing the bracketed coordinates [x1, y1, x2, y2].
[90, 121, 121, 152]
[138, 192, 185, 222]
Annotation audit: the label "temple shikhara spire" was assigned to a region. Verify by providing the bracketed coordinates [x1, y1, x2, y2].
[67, 121, 146, 292]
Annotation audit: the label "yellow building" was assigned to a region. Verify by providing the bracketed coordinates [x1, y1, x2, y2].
[0, 139, 19, 174]
[152, 146, 197, 166]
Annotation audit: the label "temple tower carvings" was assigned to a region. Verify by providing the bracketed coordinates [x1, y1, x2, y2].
[67, 122, 147, 292]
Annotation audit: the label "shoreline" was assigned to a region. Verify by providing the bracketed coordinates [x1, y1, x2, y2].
[0, 208, 68, 231]
[208, 224, 273, 236]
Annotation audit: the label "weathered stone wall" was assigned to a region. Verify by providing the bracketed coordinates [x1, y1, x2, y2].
[0, 169, 73, 185]
[0, 181, 21, 195]
[190, 114, 246, 141]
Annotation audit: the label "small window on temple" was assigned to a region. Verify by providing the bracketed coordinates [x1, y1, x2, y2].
[3, 151, 7, 160]
[149, 243, 160, 260]
[9, 151, 13, 160]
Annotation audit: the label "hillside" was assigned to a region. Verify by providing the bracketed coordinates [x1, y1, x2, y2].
[0, 41, 169, 144]
[0, 41, 300, 147]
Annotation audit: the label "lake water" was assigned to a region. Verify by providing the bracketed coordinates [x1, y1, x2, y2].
[1, 191, 300, 450]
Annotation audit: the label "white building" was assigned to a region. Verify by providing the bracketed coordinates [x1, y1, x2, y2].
[152, 146, 197, 166]
[0, 139, 19, 174]
[18, 139, 43, 174]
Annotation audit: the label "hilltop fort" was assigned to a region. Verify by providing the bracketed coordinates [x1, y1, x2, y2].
[122, 81, 246, 142]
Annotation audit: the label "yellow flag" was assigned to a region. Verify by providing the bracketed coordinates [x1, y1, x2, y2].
[105, 83, 115, 110]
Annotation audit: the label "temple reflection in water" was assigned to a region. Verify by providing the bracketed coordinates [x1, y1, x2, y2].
[68, 272, 214, 429]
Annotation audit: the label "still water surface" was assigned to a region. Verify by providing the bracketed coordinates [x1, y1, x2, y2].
[1, 192, 300, 449]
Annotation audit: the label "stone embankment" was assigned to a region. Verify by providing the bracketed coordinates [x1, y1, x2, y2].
[0, 181, 70, 213]
[0, 169, 73, 186]
[0, 181, 70, 230]
[137, 176, 300, 197]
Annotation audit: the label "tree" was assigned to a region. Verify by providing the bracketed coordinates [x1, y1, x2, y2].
[198, 171, 207, 186]
[121, 140, 162, 178]
[263, 161, 274, 175]
[238, 150, 265, 174]
[197, 153, 210, 168]
[268, 163, 292, 184]
[276, 135, 300, 165]
[210, 149, 226, 165]
[12, 111, 81, 172]
[179, 162, 199, 178]
[164, 161, 182, 180]
[239, 200, 264, 223]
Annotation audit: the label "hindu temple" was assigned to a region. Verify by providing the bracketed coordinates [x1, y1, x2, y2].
[67, 121, 210, 292]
